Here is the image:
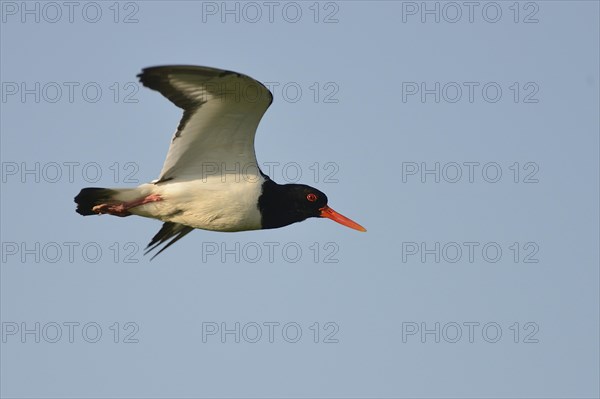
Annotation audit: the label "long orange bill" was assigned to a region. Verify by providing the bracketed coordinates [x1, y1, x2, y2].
[319, 206, 367, 232]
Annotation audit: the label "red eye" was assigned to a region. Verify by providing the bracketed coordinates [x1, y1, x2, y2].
[307, 193, 317, 202]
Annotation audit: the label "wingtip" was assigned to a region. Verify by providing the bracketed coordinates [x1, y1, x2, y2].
[143, 222, 194, 260]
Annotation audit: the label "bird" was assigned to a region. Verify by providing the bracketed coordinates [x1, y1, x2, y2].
[74, 65, 366, 259]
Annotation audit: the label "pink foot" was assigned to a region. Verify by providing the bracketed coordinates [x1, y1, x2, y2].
[92, 203, 131, 217]
[92, 194, 162, 217]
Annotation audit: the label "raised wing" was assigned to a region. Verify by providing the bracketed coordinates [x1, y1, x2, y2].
[138, 65, 273, 182]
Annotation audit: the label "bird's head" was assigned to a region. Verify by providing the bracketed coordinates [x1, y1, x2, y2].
[259, 182, 366, 231]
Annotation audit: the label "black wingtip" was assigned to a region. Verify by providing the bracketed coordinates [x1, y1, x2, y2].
[145, 222, 194, 260]
[136, 65, 274, 109]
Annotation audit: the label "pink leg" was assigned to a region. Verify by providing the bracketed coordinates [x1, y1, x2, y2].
[92, 194, 162, 217]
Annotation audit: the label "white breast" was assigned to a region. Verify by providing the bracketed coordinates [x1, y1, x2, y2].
[130, 175, 265, 232]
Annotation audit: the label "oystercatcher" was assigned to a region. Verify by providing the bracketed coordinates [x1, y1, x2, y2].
[75, 65, 366, 258]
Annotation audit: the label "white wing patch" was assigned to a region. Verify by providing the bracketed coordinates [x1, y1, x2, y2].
[137, 66, 273, 183]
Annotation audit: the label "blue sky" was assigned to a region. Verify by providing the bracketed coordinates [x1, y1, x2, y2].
[1, 1, 599, 398]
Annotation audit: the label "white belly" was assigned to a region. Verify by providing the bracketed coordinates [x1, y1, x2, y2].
[129, 176, 264, 231]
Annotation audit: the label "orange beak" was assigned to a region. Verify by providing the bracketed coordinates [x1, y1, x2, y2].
[319, 206, 366, 232]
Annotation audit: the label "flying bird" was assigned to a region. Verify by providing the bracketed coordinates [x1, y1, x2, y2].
[74, 65, 366, 258]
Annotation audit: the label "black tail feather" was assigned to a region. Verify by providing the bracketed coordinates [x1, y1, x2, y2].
[145, 222, 194, 260]
[74, 188, 117, 216]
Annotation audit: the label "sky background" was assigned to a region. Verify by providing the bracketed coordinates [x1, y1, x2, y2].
[1, 1, 599, 398]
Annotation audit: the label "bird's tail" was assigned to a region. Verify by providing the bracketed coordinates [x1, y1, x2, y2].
[74, 187, 140, 216]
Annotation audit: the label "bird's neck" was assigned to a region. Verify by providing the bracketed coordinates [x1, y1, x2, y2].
[258, 178, 306, 230]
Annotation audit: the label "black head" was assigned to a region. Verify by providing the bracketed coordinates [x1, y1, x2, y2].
[258, 180, 366, 231]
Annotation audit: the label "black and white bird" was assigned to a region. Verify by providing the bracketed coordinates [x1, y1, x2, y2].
[75, 65, 365, 258]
